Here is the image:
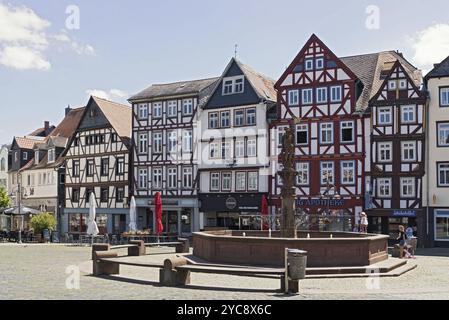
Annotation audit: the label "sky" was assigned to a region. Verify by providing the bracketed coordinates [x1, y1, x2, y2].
[1, 0, 449, 145]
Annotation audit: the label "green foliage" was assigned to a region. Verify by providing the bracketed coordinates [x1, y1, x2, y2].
[30, 213, 57, 234]
[0, 187, 11, 209]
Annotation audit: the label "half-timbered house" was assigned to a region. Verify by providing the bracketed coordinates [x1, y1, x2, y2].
[63, 96, 132, 236]
[368, 59, 425, 241]
[198, 58, 276, 229]
[129, 77, 218, 235]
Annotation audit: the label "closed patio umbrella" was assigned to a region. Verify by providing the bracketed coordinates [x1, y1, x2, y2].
[129, 196, 137, 231]
[155, 192, 163, 242]
[87, 193, 99, 238]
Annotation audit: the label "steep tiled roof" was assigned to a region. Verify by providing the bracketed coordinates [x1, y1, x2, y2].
[49, 107, 85, 139]
[14, 136, 44, 150]
[129, 78, 220, 101]
[235, 59, 277, 102]
[425, 56, 449, 80]
[92, 96, 132, 139]
[29, 125, 55, 137]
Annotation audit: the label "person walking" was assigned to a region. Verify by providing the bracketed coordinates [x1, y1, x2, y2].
[397, 225, 410, 259]
[360, 212, 368, 233]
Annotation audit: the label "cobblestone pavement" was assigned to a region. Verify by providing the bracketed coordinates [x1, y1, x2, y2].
[0, 244, 448, 300]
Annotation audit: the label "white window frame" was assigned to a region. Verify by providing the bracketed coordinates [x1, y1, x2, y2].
[209, 143, 218, 159]
[182, 99, 193, 115]
[153, 102, 162, 118]
[316, 87, 328, 104]
[320, 123, 334, 144]
[400, 177, 415, 198]
[235, 140, 245, 158]
[138, 168, 148, 189]
[246, 108, 256, 126]
[234, 110, 244, 127]
[278, 126, 288, 147]
[138, 104, 148, 120]
[182, 130, 192, 153]
[296, 162, 309, 186]
[210, 173, 220, 191]
[438, 123, 449, 147]
[340, 121, 354, 143]
[247, 172, 258, 191]
[235, 172, 246, 191]
[302, 89, 313, 105]
[320, 161, 335, 185]
[438, 163, 449, 187]
[222, 141, 231, 160]
[222, 76, 244, 95]
[296, 124, 308, 145]
[401, 105, 416, 123]
[378, 107, 392, 125]
[388, 80, 397, 91]
[315, 57, 324, 70]
[441, 88, 449, 107]
[399, 79, 407, 89]
[434, 210, 449, 241]
[330, 86, 342, 102]
[152, 168, 162, 189]
[378, 178, 392, 198]
[247, 139, 257, 157]
[209, 112, 219, 129]
[221, 172, 232, 191]
[153, 132, 162, 154]
[167, 101, 177, 117]
[305, 59, 314, 71]
[167, 167, 177, 189]
[221, 111, 230, 128]
[138, 133, 148, 154]
[48, 148, 55, 163]
[402, 141, 416, 162]
[288, 90, 299, 106]
[182, 167, 193, 189]
[341, 161, 356, 185]
[378, 142, 393, 162]
[168, 131, 177, 153]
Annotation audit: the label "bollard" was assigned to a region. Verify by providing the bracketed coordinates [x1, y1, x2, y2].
[160, 257, 190, 287]
[91, 243, 110, 260]
[176, 238, 190, 254]
[128, 240, 146, 256]
[93, 251, 119, 276]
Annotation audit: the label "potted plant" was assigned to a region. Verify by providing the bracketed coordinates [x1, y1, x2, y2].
[30, 213, 57, 243]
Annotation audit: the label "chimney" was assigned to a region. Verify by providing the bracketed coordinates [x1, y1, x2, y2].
[65, 105, 72, 116]
[44, 121, 50, 133]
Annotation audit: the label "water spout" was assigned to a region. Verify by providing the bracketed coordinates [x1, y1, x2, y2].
[243, 233, 246, 237]
[268, 228, 272, 238]
[330, 234, 333, 239]
[307, 233, 310, 239]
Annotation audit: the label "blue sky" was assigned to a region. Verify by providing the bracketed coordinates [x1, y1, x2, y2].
[1, 0, 449, 145]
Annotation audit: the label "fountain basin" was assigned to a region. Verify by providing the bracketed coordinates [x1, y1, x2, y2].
[193, 230, 389, 268]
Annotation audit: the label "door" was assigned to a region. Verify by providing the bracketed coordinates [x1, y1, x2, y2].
[181, 209, 192, 236]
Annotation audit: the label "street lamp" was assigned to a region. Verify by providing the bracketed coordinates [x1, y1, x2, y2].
[9, 171, 28, 244]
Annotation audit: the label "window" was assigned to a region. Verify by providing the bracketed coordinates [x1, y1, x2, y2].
[48, 148, 55, 163]
[209, 143, 218, 159]
[379, 142, 392, 162]
[316, 58, 324, 70]
[110, 134, 117, 143]
[402, 141, 416, 161]
[153, 132, 162, 153]
[296, 162, 309, 185]
[72, 188, 80, 202]
[0, 158, 5, 171]
[296, 124, 308, 145]
[401, 178, 415, 198]
[378, 107, 392, 125]
[209, 113, 219, 129]
[182, 99, 193, 115]
[320, 123, 333, 144]
[14, 152, 18, 162]
[438, 163, 449, 187]
[138, 168, 147, 189]
[221, 111, 230, 128]
[438, 123, 449, 147]
[138, 133, 147, 154]
[247, 139, 257, 157]
[222, 141, 231, 159]
[153, 102, 162, 118]
[378, 178, 392, 197]
[236, 172, 246, 191]
[321, 162, 334, 185]
[341, 121, 354, 143]
[86, 160, 95, 176]
[116, 158, 125, 175]
[210, 173, 220, 191]
[182, 130, 192, 152]
[305, 59, 313, 71]
[235, 140, 245, 158]
[330, 86, 342, 102]
[341, 161, 355, 185]
[399, 79, 407, 89]
[222, 76, 244, 95]
[302, 89, 313, 105]
[222, 172, 232, 191]
[74, 137, 79, 146]
[168, 131, 177, 153]
[401, 105, 415, 123]
[316, 87, 327, 104]
[183, 167, 193, 189]
[138, 104, 148, 119]
[167, 101, 177, 117]
[278, 126, 287, 146]
[246, 108, 256, 126]
[100, 188, 109, 203]
[85, 188, 94, 202]
[168, 167, 177, 189]
[248, 172, 258, 191]
[73, 160, 80, 177]
[388, 80, 397, 91]
[153, 168, 162, 189]
[101, 158, 109, 176]
[116, 187, 124, 203]
[23, 152, 28, 160]
[435, 210, 449, 241]
[234, 110, 244, 126]
[289, 90, 299, 106]
[441, 88, 449, 107]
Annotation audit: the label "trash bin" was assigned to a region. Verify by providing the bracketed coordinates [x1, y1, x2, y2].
[287, 249, 307, 280]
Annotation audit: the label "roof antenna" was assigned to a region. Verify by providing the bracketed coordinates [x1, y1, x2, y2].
[234, 44, 238, 59]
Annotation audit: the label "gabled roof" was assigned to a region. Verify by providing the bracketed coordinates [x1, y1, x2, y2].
[425, 55, 449, 80]
[29, 125, 55, 137]
[91, 96, 132, 139]
[14, 136, 44, 150]
[129, 77, 220, 101]
[49, 107, 85, 139]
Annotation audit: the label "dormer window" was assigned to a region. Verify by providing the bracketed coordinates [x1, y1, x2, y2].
[48, 148, 55, 163]
[35, 151, 39, 164]
[399, 79, 407, 89]
[222, 76, 244, 95]
[89, 109, 97, 118]
[388, 80, 397, 91]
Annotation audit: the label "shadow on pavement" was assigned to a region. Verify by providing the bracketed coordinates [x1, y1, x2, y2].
[415, 248, 449, 258]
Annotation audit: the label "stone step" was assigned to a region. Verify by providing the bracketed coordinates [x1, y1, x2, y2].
[306, 258, 407, 275]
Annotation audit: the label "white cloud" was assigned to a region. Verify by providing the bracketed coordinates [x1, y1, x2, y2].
[86, 89, 129, 102]
[0, 4, 96, 71]
[408, 23, 449, 72]
[0, 46, 50, 70]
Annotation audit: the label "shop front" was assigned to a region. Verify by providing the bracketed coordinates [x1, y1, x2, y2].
[432, 208, 449, 247]
[199, 193, 268, 230]
[367, 209, 420, 244]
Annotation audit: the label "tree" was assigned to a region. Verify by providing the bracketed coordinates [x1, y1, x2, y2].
[30, 213, 57, 234]
[0, 187, 11, 209]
